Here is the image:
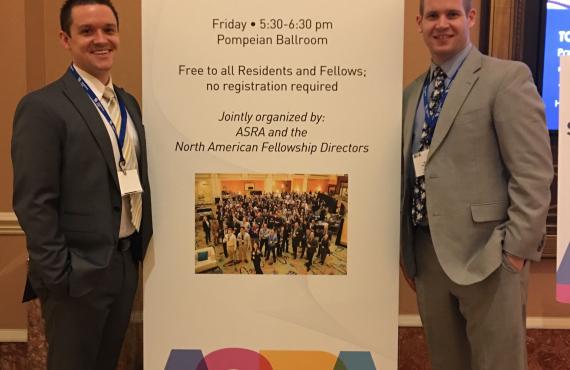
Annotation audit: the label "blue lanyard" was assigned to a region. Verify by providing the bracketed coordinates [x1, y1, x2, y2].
[68, 65, 128, 169]
[422, 59, 466, 131]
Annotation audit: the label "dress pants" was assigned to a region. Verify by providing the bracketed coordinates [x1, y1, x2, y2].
[282, 237, 289, 253]
[414, 226, 529, 370]
[222, 241, 228, 258]
[265, 244, 276, 262]
[299, 241, 307, 259]
[305, 248, 315, 270]
[292, 239, 299, 258]
[38, 240, 138, 370]
[260, 237, 268, 254]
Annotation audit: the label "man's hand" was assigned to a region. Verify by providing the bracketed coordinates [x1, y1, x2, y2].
[505, 252, 525, 272]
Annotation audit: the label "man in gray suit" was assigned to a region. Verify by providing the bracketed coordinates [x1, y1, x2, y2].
[401, 0, 553, 369]
[12, 1, 152, 369]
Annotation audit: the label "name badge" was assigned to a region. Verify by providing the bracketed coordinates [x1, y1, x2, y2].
[118, 169, 143, 196]
[413, 149, 429, 177]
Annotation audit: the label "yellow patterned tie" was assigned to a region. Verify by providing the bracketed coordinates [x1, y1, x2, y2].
[103, 87, 143, 231]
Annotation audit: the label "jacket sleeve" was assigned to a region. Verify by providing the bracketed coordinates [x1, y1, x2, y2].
[12, 93, 70, 297]
[492, 62, 554, 261]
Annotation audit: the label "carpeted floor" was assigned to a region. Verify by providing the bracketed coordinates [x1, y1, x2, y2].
[195, 217, 347, 275]
[3, 327, 570, 369]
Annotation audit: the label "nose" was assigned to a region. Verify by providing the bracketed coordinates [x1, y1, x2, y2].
[435, 16, 449, 29]
[93, 29, 107, 44]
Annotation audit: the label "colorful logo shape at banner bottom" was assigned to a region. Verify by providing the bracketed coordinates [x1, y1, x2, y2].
[557, 241, 570, 303]
[164, 348, 377, 370]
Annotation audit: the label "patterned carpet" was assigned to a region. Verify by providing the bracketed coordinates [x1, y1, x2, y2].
[195, 219, 347, 275]
[3, 328, 570, 369]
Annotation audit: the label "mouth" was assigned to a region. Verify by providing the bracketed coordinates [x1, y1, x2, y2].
[91, 49, 113, 56]
[434, 34, 453, 41]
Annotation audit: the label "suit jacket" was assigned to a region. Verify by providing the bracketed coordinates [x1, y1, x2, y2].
[401, 48, 553, 285]
[12, 71, 153, 300]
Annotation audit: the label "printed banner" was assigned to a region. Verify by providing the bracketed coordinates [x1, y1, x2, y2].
[557, 56, 570, 303]
[142, 1, 404, 368]
[543, 0, 570, 129]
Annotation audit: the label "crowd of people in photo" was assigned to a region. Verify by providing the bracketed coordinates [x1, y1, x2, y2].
[201, 191, 345, 274]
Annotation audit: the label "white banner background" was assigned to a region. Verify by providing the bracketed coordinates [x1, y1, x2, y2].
[557, 56, 570, 303]
[143, 1, 404, 368]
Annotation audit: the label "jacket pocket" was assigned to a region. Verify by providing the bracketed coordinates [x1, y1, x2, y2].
[470, 201, 509, 223]
[501, 252, 524, 274]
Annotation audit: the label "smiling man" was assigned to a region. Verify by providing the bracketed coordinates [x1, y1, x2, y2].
[12, 1, 152, 369]
[401, 0, 553, 369]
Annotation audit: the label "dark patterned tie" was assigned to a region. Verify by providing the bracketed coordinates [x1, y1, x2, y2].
[412, 67, 447, 226]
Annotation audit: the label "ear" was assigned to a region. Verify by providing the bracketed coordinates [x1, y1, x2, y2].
[467, 8, 477, 28]
[416, 15, 423, 33]
[59, 30, 71, 50]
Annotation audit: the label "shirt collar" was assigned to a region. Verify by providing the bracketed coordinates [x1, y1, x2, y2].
[73, 64, 115, 100]
[430, 43, 472, 80]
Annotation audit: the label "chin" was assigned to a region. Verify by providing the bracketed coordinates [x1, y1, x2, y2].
[433, 46, 453, 56]
[92, 63, 113, 73]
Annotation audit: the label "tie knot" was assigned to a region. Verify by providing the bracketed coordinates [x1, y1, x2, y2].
[432, 67, 446, 82]
[102, 87, 115, 103]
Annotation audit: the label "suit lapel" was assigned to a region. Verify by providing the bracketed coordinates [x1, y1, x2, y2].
[62, 72, 120, 190]
[427, 49, 481, 161]
[115, 87, 147, 177]
[116, 88, 142, 133]
[402, 76, 425, 180]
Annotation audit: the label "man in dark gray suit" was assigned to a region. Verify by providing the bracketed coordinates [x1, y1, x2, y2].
[11, 1, 152, 369]
[401, 0, 553, 369]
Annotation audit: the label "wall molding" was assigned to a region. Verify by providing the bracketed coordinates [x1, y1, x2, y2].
[3, 314, 569, 343]
[0, 329, 27, 342]
[0, 212, 23, 235]
[0, 312, 142, 343]
[399, 314, 570, 330]
[488, 0, 526, 60]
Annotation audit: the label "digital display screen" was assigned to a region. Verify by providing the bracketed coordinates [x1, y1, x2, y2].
[542, 0, 570, 130]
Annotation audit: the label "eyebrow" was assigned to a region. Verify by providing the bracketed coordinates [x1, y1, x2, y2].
[76, 22, 117, 29]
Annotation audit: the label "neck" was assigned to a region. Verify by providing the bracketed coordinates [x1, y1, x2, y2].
[431, 55, 452, 66]
[96, 73, 111, 85]
[432, 43, 472, 66]
[73, 64, 112, 86]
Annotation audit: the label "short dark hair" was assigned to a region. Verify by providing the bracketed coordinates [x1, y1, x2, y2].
[419, 0, 472, 15]
[60, 0, 119, 35]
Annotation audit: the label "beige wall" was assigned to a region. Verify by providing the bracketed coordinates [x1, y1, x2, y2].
[0, 236, 27, 329]
[40, 0, 142, 100]
[0, 0, 26, 211]
[0, 0, 567, 333]
[0, 0, 142, 332]
[0, 0, 31, 331]
[403, 0, 480, 85]
[400, 0, 569, 320]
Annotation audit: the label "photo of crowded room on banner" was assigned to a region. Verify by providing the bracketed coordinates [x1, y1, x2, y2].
[194, 174, 348, 275]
